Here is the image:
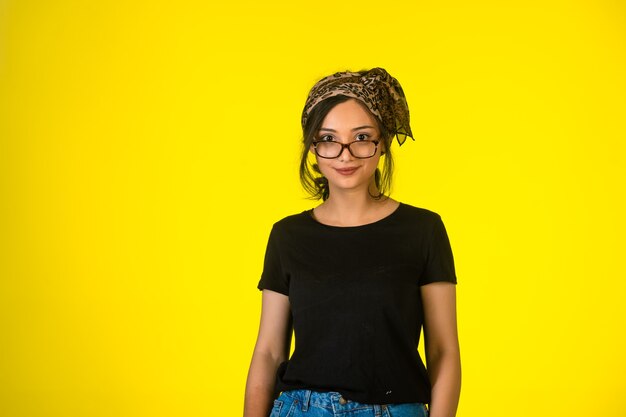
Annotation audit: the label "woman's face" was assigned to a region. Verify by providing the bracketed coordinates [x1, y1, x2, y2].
[310, 98, 383, 196]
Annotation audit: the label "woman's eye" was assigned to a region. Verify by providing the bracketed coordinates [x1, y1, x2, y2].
[320, 135, 334, 141]
[356, 133, 369, 141]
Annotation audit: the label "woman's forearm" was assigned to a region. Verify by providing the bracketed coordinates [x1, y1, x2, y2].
[243, 351, 282, 417]
[427, 348, 462, 417]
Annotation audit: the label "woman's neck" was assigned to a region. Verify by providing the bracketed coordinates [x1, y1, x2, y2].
[314, 186, 397, 227]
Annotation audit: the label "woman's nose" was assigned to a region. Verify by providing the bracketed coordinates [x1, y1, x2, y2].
[338, 144, 354, 161]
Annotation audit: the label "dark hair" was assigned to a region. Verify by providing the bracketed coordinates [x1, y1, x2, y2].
[298, 95, 394, 201]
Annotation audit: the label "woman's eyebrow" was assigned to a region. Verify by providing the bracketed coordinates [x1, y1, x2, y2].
[319, 125, 376, 132]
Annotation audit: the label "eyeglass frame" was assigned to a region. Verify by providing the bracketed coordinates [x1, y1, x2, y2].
[311, 139, 380, 159]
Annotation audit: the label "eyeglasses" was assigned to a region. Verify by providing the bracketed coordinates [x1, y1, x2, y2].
[312, 140, 380, 159]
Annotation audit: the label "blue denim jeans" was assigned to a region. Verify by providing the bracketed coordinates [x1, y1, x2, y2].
[269, 389, 429, 417]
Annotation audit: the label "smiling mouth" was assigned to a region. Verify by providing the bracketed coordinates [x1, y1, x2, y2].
[335, 167, 359, 175]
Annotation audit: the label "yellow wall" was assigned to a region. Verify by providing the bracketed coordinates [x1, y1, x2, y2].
[1, 1, 625, 416]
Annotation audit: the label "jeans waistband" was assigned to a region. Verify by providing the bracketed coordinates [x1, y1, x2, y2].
[280, 389, 385, 416]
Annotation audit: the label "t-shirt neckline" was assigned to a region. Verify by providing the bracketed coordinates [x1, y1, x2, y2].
[305, 202, 404, 229]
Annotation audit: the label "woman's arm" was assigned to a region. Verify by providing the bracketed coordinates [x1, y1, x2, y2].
[421, 282, 461, 417]
[244, 289, 293, 417]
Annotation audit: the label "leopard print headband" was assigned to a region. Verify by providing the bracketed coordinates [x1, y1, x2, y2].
[301, 67, 414, 146]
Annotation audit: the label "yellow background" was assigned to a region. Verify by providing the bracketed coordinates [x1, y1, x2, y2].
[1, 0, 625, 416]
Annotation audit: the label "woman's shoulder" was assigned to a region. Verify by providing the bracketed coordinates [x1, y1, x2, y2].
[396, 201, 443, 222]
[390, 203, 449, 240]
[268, 209, 314, 231]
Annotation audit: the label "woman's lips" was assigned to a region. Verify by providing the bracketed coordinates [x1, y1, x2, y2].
[334, 167, 359, 175]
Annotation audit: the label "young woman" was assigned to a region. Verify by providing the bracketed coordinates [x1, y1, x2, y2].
[244, 68, 461, 417]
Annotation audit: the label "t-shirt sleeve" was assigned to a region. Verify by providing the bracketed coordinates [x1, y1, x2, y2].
[420, 214, 458, 286]
[257, 225, 289, 296]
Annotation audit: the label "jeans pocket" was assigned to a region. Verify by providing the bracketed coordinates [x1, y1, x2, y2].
[269, 399, 283, 417]
[385, 402, 429, 417]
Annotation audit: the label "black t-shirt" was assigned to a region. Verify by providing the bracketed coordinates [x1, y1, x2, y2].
[256, 202, 457, 405]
